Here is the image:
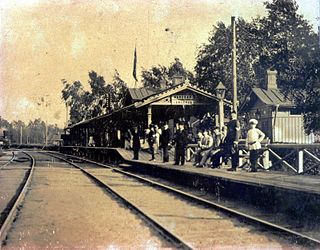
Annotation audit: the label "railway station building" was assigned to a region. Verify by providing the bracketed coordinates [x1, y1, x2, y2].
[64, 77, 232, 147]
[239, 70, 315, 144]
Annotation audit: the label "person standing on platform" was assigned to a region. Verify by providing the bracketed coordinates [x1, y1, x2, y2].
[225, 111, 241, 171]
[246, 119, 265, 172]
[174, 122, 188, 166]
[160, 123, 171, 163]
[132, 126, 141, 160]
[148, 125, 156, 161]
[124, 128, 132, 149]
[154, 125, 161, 154]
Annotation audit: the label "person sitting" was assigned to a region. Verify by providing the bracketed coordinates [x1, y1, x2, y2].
[195, 130, 213, 168]
[246, 119, 265, 172]
[193, 131, 204, 165]
[208, 126, 223, 168]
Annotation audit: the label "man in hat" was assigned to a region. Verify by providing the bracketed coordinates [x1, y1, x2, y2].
[246, 119, 265, 172]
[132, 126, 141, 160]
[224, 111, 241, 171]
[148, 124, 157, 161]
[160, 122, 171, 163]
[174, 122, 188, 166]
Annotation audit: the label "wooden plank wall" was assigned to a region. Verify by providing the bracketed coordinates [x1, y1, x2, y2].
[272, 115, 315, 144]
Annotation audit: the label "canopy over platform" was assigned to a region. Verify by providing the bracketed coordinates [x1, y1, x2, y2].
[64, 80, 232, 147]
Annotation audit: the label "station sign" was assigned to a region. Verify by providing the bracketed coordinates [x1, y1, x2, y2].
[152, 94, 196, 105]
[171, 94, 195, 105]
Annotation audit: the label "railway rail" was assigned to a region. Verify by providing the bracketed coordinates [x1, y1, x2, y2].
[0, 151, 35, 246]
[46, 151, 320, 248]
[44, 152, 193, 249]
[0, 152, 15, 168]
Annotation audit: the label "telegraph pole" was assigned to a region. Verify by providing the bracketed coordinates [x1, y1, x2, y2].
[20, 126, 23, 145]
[231, 16, 237, 114]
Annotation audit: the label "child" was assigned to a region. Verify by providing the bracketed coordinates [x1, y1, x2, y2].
[246, 119, 265, 172]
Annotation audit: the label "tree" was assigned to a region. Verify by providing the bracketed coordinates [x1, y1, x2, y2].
[257, 0, 318, 92]
[195, 0, 320, 132]
[141, 65, 169, 89]
[62, 70, 128, 124]
[110, 69, 127, 110]
[196, 19, 262, 101]
[142, 58, 194, 89]
[62, 79, 87, 124]
[300, 53, 320, 134]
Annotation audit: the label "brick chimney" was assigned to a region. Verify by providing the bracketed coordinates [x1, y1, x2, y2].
[264, 70, 278, 90]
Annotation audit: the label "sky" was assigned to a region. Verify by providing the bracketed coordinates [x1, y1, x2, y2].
[0, 0, 318, 128]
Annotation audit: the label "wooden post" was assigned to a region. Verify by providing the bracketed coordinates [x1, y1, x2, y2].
[298, 150, 304, 173]
[262, 150, 270, 169]
[219, 99, 224, 132]
[147, 106, 152, 126]
[231, 16, 237, 114]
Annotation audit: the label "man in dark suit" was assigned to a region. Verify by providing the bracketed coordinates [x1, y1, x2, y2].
[174, 122, 188, 166]
[160, 123, 171, 163]
[224, 111, 241, 171]
[132, 126, 141, 160]
[148, 125, 156, 161]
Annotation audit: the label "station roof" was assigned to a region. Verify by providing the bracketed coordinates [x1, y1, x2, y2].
[239, 87, 296, 112]
[133, 81, 232, 108]
[127, 87, 160, 101]
[251, 88, 295, 107]
[66, 81, 232, 130]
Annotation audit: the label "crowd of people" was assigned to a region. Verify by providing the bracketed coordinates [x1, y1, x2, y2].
[125, 111, 266, 173]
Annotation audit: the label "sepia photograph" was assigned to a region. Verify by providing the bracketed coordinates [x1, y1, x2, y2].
[0, 0, 320, 248]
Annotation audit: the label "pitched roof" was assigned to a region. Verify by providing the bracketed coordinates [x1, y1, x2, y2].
[128, 87, 160, 101]
[251, 87, 295, 107]
[66, 81, 232, 129]
[133, 82, 232, 108]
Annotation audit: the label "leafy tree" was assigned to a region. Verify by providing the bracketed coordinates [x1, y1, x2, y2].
[196, 19, 263, 101]
[62, 79, 87, 124]
[300, 54, 320, 134]
[142, 65, 169, 89]
[110, 69, 127, 110]
[62, 70, 128, 124]
[257, 0, 318, 92]
[195, 0, 320, 132]
[142, 58, 194, 89]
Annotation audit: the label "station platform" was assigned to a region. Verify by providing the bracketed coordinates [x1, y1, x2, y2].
[117, 148, 320, 195]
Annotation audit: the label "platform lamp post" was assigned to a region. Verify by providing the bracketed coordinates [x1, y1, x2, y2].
[214, 82, 226, 132]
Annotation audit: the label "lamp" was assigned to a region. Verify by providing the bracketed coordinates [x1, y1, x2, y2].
[214, 82, 226, 99]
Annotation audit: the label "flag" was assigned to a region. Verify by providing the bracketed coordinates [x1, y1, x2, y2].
[133, 46, 137, 82]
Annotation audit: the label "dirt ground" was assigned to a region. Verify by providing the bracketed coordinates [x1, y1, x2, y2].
[3, 156, 169, 249]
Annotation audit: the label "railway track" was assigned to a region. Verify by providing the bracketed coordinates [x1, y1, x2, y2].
[46, 151, 320, 248]
[44, 152, 193, 249]
[0, 151, 35, 246]
[0, 152, 15, 168]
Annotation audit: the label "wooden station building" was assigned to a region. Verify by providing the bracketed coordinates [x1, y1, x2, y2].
[63, 77, 232, 147]
[240, 70, 315, 144]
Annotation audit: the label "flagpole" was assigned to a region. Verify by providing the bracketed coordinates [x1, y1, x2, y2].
[133, 43, 138, 88]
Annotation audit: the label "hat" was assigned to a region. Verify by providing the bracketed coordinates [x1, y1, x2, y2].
[249, 119, 258, 125]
